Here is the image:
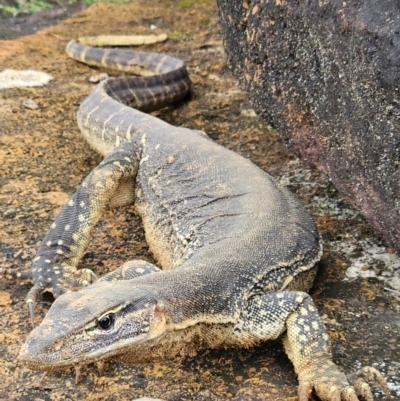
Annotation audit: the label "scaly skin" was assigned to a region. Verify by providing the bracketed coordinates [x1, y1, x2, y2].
[19, 39, 391, 401]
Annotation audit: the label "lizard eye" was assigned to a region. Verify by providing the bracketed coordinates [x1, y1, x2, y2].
[97, 313, 115, 330]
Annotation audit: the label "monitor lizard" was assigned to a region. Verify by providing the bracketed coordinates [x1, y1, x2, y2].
[17, 38, 390, 401]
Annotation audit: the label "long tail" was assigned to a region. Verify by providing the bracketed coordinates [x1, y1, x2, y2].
[66, 39, 192, 155]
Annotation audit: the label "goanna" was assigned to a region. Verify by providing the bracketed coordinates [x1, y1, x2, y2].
[18, 39, 390, 401]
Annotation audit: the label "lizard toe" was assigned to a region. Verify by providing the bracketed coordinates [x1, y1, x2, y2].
[52, 283, 68, 298]
[350, 377, 374, 401]
[296, 358, 391, 401]
[348, 366, 391, 400]
[303, 381, 360, 401]
[63, 268, 97, 290]
[313, 383, 349, 401]
[77, 268, 98, 284]
[340, 386, 359, 401]
[298, 381, 313, 401]
[299, 381, 348, 401]
[26, 284, 44, 326]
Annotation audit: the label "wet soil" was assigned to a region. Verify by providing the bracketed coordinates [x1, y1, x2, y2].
[0, 1, 399, 400]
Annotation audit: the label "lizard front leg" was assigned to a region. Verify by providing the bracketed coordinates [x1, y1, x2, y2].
[27, 141, 140, 321]
[233, 292, 390, 401]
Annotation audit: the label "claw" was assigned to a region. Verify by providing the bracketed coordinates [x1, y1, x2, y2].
[26, 284, 43, 327]
[39, 372, 47, 384]
[74, 365, 81, 385]
[96, 361, 104, 375]
[32, 372, 48, 388]
[27, 301, 35, 328]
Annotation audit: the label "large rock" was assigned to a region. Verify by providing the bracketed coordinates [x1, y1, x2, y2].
[216, 0, 400, 253]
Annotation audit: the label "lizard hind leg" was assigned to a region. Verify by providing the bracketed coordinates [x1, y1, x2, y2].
[233, 292, 390, 401]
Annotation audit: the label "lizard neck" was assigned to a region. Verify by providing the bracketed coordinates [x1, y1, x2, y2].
[132, 261, 242, 330]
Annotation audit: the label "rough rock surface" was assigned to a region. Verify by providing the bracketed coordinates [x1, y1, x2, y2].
[216, 0, 400, 253]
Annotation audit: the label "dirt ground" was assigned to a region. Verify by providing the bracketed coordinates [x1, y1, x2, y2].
[0, 1, 399, 400]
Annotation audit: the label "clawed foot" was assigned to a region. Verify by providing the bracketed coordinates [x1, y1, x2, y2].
[26, 264, 97, 326]
[347, 367, 391, 400]
[298, 361, 390, 401]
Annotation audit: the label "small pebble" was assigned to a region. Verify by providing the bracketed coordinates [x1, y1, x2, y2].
[22, 99, 39, 110]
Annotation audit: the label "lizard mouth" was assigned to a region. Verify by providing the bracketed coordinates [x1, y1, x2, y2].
[19, 338, 109, 370]
[19, 321, 149, 371]
[18, 340, 69, 370]
[18, 326, 90, 370]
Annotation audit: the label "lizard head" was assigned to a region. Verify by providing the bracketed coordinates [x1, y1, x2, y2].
[19, 280, 166, 370]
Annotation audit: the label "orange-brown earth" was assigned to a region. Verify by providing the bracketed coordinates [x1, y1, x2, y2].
[0, 1, 398, 400]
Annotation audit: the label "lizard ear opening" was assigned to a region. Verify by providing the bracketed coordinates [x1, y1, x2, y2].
[148, 303, 166, 337]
